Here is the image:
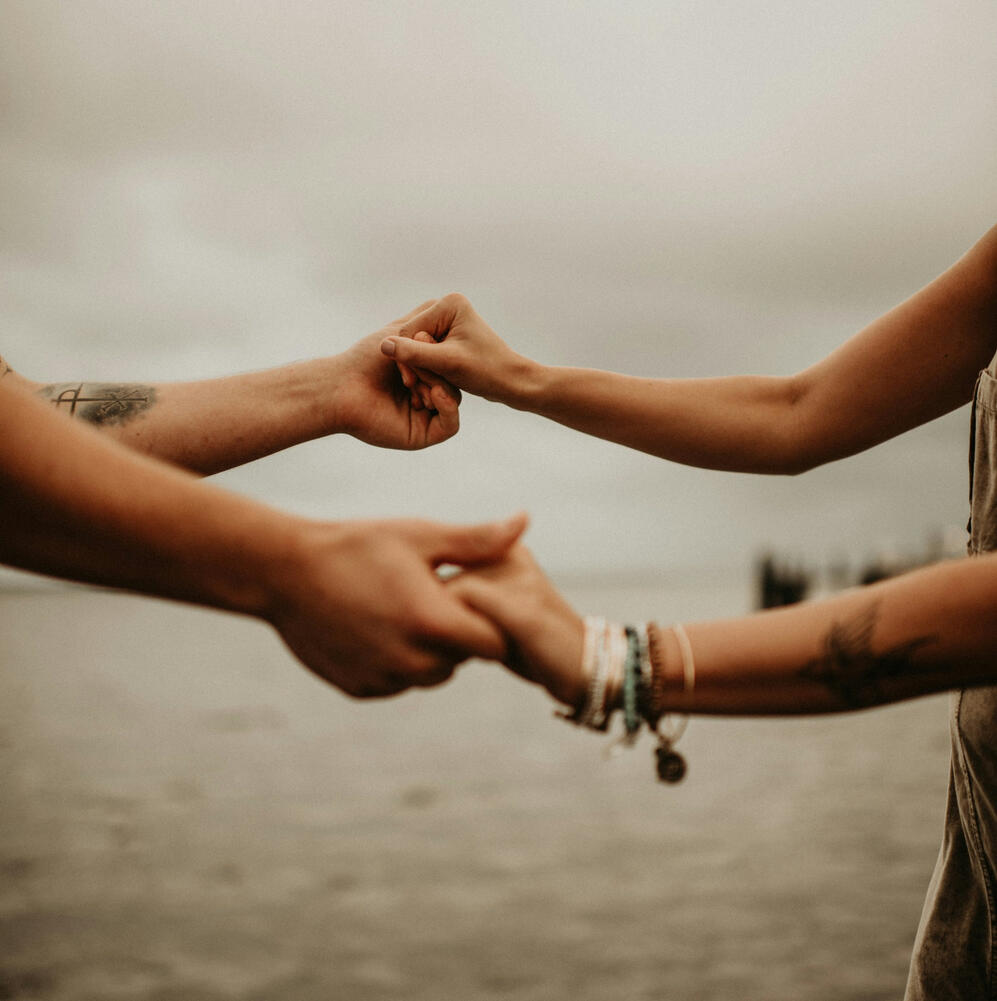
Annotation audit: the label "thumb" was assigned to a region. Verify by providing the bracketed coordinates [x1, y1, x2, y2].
[419, 512, 529, 568]
[380, 335, 446, 371]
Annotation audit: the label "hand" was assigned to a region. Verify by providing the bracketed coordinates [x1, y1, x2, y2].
[379, 293, 533, 404]
[333, 301, 465, 450]
[447, 544, 585, 708]
[265, 512, 529, 697]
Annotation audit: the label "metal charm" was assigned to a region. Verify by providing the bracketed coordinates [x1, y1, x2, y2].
[655, 740, 687, 784]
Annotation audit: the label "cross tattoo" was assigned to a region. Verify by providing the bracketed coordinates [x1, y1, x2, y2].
[42, 382, 157, 426]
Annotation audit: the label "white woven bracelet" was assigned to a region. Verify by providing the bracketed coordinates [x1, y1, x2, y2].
[581, 620, 612, 729]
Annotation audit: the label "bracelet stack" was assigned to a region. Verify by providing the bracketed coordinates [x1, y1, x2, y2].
[558, 616, 695, 784]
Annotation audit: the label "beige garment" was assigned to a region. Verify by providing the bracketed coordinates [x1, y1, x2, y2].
[906, 353, 997, 1000]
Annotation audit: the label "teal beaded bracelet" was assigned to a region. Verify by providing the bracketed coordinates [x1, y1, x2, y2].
[622, 625, 641, 742]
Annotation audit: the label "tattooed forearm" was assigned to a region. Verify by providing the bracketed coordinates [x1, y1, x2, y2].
[37, 383, 157, 427]
[0, 355, 11, 380]
[799, 602, 936, 708]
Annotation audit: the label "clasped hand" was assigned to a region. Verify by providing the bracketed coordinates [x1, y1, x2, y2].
[367, 295, 586, 708]
[306, 296, 582, 706]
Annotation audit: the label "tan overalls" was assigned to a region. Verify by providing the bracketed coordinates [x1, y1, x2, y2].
[906, 354, 997, 1000]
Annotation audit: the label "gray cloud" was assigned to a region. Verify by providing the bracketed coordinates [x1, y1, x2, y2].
[1, 0, 994, 576]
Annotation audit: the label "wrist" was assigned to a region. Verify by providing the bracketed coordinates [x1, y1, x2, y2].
[500, 355, 551, 411]
[550, 613, 588, 710]
[232, 356, 347, 441]
[296, 355, 348, 435]
[190, 497, 309, 621]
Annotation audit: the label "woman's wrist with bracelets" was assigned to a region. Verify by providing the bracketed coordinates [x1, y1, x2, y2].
[557, 617, 695, 783]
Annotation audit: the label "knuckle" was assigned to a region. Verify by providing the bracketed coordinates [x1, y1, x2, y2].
[340, 678, 377, 699]
[403, 517, 432, 540]
[409, 660, 456, 688]
[473, 525, 495, 550]
[392, 646, 436, 677]
[347, 671, 411, 699]
[447, 575, 476, 602]
[508, 542, 535, 569]
[409, 607, 447, 641]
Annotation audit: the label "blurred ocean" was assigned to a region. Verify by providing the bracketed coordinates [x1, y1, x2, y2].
[0, 577, 951, 1001]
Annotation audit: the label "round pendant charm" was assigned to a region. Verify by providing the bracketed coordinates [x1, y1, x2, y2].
[655, 745, 687, 784]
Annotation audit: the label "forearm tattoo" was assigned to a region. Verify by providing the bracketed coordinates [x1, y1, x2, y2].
[37, 382, 157, 427]
[0, 355, 11, 380]
[799, 601, 935, 708]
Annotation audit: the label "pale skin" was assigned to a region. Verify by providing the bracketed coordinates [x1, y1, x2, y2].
[447, 544, 997, 716]
[0, 303, 528, 698]
[380, 225, 997, 716]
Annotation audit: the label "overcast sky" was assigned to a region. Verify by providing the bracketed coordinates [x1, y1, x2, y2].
[2, 0, 996, 583]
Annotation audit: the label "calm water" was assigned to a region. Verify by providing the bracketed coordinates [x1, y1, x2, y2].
[0, 580, 951, 1000]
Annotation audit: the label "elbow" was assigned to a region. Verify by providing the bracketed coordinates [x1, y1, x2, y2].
[763, 449, 819, 477]
[778, 453, 819, 477]
[771, 374, 822, 476]
[779, 427, 825, 475]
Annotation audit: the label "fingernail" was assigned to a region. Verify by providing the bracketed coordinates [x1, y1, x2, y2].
[380, 338, 397, 357]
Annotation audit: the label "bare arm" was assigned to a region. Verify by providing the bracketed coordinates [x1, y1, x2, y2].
[21, 359, 362, 476]
[449, 545, 997, 716]
[0, 377, 525, 696]
[382, 226, 997, 474]
[4, 302, 461, 476]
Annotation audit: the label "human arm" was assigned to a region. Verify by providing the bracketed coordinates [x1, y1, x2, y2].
[4, 302, 462, 476]
[0, 376, 526, 697]
[381, 226, 997, 474]
[448, 545, 997, 715]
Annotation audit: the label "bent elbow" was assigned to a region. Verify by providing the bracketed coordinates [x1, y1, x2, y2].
[779, 447, 822, 476]
[774, 374, 824, 476]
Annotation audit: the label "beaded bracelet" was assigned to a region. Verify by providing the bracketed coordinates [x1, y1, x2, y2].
[622, 626, 642, 743]
[559, 617, 695, 784]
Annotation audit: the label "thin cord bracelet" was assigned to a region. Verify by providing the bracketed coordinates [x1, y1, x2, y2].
[579, 614, 604, 722]
[601, 621, 620, 724]
[585, 620, 613, 730]
[650, 623, 696, 784]
[672, 621, 696, 697]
